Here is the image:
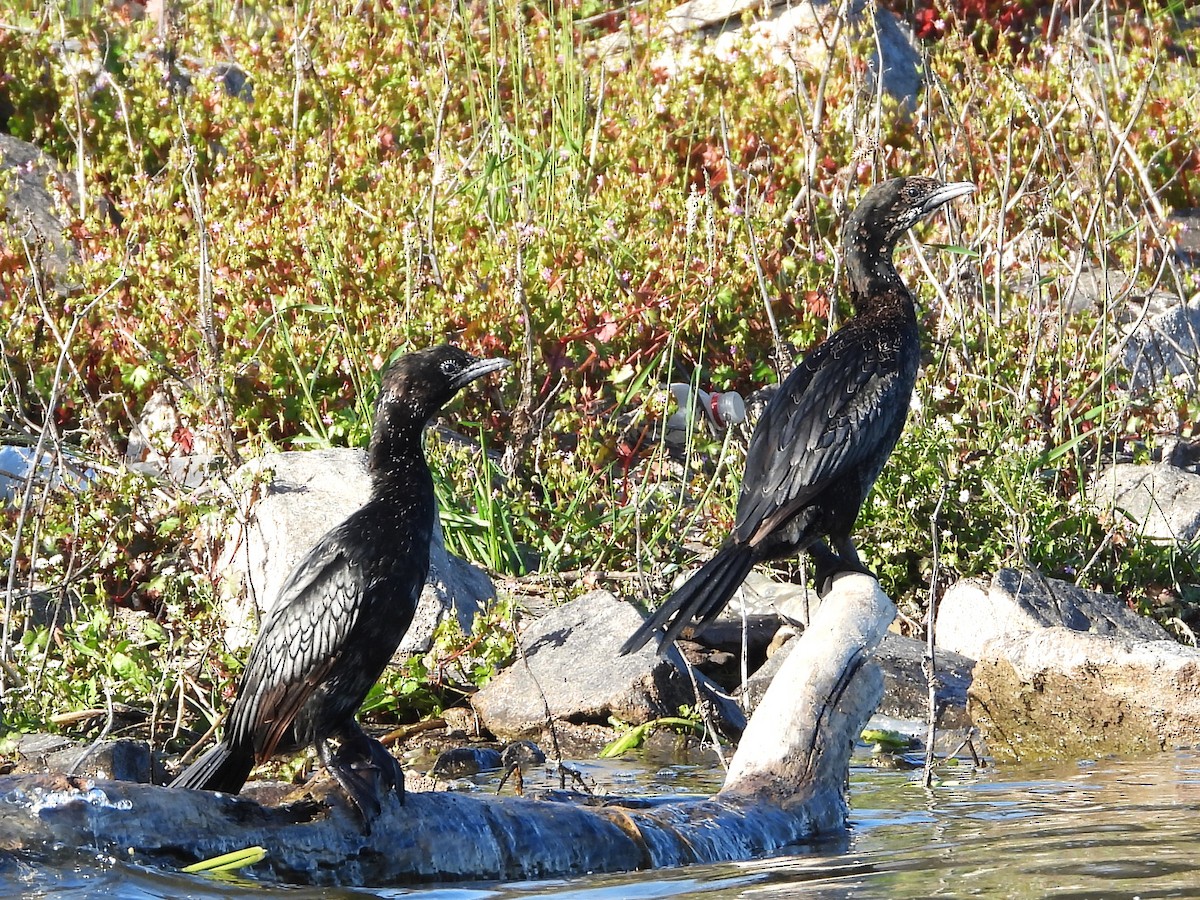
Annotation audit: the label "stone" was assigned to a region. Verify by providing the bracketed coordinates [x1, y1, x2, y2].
[594, 0, 921, 107]
[741, 631, 973, 730]
[719, 571, 818, 626]
[0, 445, 94, 504]
[430, 747, 503, 778]
[9, 733, 74, 758]
[0, 134, 77, 281]
[1047, 262, 1194, 392]
[1090, 461, 1200, 543]
[11, 736, 156, 784]
[873, 633, 973, 730]
[124, 381, 227, 484]
[969, 627, 1200, 762]
[1059, 264, 1179, 320]
[45, 739, 155, 783]
[217, 448, 496, 655]
[1121, 296, 1200, 392]
[936, 567, 1167, 661]
[470, 590, 743, 745]
[1167, 208, 1200, 268]
[500, 740, 546, 769]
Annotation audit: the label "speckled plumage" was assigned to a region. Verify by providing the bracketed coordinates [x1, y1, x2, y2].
[171, 345, 509, 822]
[622, 177, 974, 654]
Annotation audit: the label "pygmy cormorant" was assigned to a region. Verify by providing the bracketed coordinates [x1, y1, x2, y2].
[171, 345, 510, 822]
[622, 176, 975, 654]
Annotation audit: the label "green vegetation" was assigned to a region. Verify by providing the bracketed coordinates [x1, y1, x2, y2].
[2, 1, 1199, 750]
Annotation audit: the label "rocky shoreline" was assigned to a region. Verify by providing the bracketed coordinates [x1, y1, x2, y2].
[8, 442, 1200, 790]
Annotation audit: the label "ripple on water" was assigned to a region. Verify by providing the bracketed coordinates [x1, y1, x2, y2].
[5, 751, 1200, 898]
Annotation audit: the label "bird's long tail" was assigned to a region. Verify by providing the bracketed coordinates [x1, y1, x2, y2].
[169, 740, 255, 794]
[620, 543, 756, 655]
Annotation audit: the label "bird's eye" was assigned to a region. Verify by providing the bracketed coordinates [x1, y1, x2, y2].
[439, 358, 459, 375]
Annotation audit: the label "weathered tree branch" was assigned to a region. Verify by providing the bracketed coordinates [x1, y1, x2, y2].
[0, 574, 894, 886]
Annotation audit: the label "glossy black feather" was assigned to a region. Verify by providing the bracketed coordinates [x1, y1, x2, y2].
[171, 345, 509, 818]
[622, 176, 974, 654]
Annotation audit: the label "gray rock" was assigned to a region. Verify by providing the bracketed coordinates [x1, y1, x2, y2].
[0, 445, 94, 504]
[217, 448, 496, 654]
[0, 134, 77, 280]
[718, 571, 818, 626]
[596, 0, 920, 106]
[742, 631, 973, 729]
[970, 627, 1200, 762]
[1060, 264, 1179, 320]
[1167, 208, 1200, 268]
[47, 739, 155, 783]
[500, 740, 546, 769]
[1121, 296, 1200, 391]
[471, 590, 743, 742]
[1090, 461, 1200, 543]
[13, 736, 156, 784]
[873, 633, 973, 729]
[936, 568, 1168, 661]
[1159, 436, 1200, 473]
[430, 747, 503, 778]
[1049, 262, 1195, 392]
[9, 733, 74, 758]
[124, 382, 227, 482]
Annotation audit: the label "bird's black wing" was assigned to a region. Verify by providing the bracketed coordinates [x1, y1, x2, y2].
[735, 331, 908, 546]
[224, 526, 366, 760]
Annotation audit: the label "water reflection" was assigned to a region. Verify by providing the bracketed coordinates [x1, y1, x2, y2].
[5, 751, 1200, 898]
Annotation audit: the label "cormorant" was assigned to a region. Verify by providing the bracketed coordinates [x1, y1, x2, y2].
[171, 345, 510, 822]
[622, 176, 975, 654]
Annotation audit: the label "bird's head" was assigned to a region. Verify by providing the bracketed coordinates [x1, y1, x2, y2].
[844, 176, 976, 249]
[376, 344, 511, 425]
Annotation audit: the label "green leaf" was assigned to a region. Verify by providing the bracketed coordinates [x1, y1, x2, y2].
[861, 728, 913, 752]
[128, 365, 153, 390]
[156, 516, 182, 537]
[110, 652, 139, 680]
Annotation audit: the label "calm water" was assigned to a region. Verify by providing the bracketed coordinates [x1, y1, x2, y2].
[5, 750, 1200, 898]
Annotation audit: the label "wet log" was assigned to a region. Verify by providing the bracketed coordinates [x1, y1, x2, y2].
[0, 574, 894, 886]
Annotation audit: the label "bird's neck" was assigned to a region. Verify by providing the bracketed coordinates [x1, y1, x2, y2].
[843, 238, 914, 318]
[367, 406, 427, 480]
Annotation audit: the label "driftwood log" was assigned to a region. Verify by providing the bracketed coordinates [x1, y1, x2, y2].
[0, 574, 894, 886]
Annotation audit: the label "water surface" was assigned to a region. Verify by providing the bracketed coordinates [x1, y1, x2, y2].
[6, 750, 1199, 898]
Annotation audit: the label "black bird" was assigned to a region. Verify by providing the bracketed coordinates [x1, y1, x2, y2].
[171, 345, 510, 821]
[622, 176, 975, 654]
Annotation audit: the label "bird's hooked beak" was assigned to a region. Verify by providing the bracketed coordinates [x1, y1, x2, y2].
[921, 181, 976, 216]
[450, 356, 511, 391]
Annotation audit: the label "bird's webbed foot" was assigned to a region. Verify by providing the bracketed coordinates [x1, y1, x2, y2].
[808, 539, 876, 597]
[318, 725, 406, 831]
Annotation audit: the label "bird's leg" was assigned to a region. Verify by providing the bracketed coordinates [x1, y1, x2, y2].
[315, 723, 407, 831]
[317, 734, 382, 829]
[361, 730, 406, 804]
[809, 538, 875, 596]
[324, 721, 407, 816]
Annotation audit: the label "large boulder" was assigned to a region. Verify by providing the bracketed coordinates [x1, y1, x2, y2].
[471, 590, 743, 748]
[938, 568, 1196, 762]
[969, 628, 1200, 762]
[217, 448, 495, 654]
[936, 567, 1167, 660]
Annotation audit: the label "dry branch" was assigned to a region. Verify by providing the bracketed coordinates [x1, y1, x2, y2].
[0, 574, 895, 886]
